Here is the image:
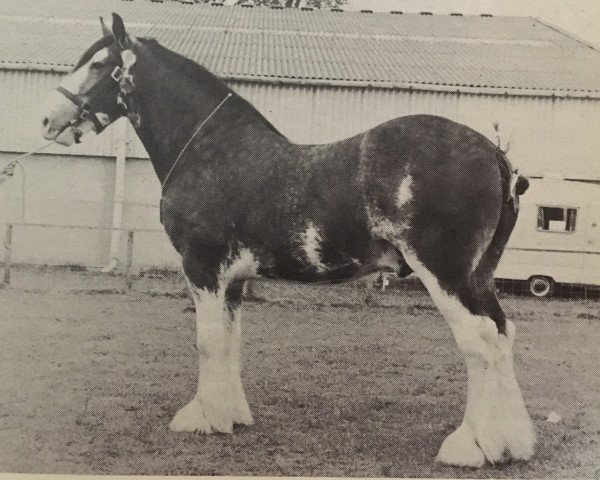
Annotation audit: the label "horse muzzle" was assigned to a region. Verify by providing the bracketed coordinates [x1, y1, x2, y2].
[42, 116, 91, 146]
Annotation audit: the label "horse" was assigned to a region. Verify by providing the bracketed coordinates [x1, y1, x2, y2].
[41, 14, 534, 467]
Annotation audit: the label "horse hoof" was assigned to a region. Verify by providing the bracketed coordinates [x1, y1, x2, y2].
[169, 397, 232, 434]
[503, 416, 536, 461]
[436, 424, 485, 468]
[232, 406, 254, 426]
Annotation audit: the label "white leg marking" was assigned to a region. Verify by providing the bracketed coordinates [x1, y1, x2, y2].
[227, 305, 253, 426]
[170, 283, 233, 434]
[402, 251, 535, 466]
[171, 252, 257, 434]
[495, 320, 536, 460]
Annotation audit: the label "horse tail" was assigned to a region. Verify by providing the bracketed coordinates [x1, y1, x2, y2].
[479, 149, 529, 275]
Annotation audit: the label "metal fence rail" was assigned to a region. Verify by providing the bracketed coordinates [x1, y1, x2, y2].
[2, 222, 164, 290]
[3, 222, 598, 300]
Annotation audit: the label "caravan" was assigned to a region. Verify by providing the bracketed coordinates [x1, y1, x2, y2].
[496, 179, 600, 296]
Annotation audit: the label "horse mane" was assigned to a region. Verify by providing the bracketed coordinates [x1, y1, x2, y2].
[138, 38, 286, 138]
[73, 35, 115, 71]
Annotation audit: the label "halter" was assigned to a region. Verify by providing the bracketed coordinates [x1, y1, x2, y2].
[56, 48, 233, 224]
[55, 65, 128, 143]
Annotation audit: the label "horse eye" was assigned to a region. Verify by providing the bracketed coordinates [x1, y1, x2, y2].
[90, 62, 103, 69]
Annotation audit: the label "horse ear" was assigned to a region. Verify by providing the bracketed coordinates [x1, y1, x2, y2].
[99, 17, 112, 38]
[111, 13, 131, 49]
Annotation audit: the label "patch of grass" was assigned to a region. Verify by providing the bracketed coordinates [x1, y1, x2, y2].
[0, 284, 599, 477]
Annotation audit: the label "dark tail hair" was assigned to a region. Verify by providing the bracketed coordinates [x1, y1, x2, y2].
[479, 151, 528, 274]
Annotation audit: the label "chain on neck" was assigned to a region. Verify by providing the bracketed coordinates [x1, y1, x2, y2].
[160, 92, 233, 194]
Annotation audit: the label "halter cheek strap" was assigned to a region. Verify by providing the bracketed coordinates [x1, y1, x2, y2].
[55, 52, 137, 140]
[55, 85, 112, 136]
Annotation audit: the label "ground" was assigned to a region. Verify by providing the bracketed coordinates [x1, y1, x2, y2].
[0, 268, 599, 478]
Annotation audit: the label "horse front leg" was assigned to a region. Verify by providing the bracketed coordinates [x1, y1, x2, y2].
[225, 280, 253, 426]
[170, 276, 234, 434]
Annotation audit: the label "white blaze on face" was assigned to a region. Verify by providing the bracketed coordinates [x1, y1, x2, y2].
[301, 222, 326, 273]
[41, 48, 110, 144]
[396, 175, 413, 208]
[61, 47, 110, 94]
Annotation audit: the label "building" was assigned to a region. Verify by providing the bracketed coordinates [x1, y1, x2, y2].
[1, 0, 599, 269]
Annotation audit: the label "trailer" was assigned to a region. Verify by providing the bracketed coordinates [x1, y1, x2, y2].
[496, 178, 600, 296]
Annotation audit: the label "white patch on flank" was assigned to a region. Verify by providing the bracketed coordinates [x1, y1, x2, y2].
[301, 222, 326, 272]
[396, 175, 413, 208]
[401, 249, 535, 467]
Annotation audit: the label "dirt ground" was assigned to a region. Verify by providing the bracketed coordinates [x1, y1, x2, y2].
[1, 269, 599, 478]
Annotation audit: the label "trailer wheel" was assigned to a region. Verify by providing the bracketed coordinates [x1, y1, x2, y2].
[529, 276, 555, 297]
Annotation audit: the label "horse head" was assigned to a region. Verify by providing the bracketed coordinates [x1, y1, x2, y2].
[41, 14, 136, 146]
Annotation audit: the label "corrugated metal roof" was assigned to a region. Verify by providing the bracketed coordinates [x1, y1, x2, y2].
[1, 0, 600, 95]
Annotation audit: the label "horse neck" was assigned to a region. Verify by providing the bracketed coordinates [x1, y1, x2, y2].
[127, 42, 282, 183]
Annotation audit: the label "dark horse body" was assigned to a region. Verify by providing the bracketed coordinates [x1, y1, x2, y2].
[42, 14, 534, 468]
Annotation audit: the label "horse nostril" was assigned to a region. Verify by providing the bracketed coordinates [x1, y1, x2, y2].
[42, 117, 49, 127]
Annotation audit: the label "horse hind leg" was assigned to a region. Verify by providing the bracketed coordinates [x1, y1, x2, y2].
[402, 251, 535, 467]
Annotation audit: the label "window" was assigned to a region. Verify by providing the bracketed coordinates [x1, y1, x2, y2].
[537, 206, 577, 232]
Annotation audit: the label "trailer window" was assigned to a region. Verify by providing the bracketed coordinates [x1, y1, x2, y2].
[537, 207, 577, 232]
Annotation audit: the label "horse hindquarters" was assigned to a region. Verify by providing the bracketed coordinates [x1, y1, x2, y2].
[360, 116, 534, 465]
[400, 205, 534, 466]
[406, 255, 535, 466]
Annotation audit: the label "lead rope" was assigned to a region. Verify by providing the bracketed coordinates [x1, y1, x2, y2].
[0, 140, 55, 186]
[161, 93, 232, 194]
[0, 140, 56, 223]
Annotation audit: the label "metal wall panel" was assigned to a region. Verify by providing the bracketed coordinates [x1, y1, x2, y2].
[2, 70, 598, 180]
[1, 70, 599, 268]
[230, 81, 600, 180]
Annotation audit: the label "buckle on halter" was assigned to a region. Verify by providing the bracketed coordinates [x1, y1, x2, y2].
[68, 119, 83, 143]
[111, 66, 124, 82]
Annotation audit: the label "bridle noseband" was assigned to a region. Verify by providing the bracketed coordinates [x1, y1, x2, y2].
[55, 65, 130, 143]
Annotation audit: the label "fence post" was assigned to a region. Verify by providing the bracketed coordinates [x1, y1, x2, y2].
[125, 230, 134, 291]
[3, 224, 12, 285]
